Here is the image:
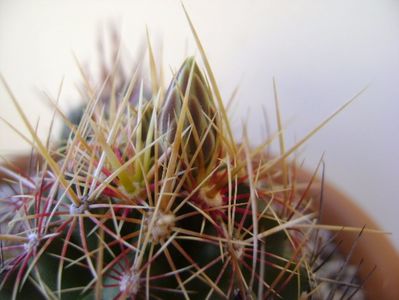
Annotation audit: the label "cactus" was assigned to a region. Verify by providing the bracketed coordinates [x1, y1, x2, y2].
[0, 15, 370, 300]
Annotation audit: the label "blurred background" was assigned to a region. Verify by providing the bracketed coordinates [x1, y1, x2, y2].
[0, 0, 398, 250]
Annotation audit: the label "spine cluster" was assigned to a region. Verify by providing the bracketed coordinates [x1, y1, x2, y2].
[0, 45, 365, 299]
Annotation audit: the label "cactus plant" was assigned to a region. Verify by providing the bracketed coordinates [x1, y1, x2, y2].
[0, 11, 374, 300]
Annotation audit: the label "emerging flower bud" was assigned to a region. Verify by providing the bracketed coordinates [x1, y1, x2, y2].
[159, 57, 219, 176]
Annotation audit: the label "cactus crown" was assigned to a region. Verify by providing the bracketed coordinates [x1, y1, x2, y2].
[0, 16, 368, 300]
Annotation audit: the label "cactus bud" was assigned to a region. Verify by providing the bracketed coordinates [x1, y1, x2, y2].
[159, 57, 219, 177]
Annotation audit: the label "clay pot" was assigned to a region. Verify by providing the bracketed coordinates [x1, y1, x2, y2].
[295, 167, 399, 300]
[1, 155, 398, 299]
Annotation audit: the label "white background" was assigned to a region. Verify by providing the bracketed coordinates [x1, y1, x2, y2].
[0, 0, 398, 250]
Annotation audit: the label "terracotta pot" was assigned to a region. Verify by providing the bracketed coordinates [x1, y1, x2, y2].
[1, 155, 398, 299]
[295, 166, 399, 300]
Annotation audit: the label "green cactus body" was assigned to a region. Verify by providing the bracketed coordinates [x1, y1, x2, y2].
[0, 34, 365, 299]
